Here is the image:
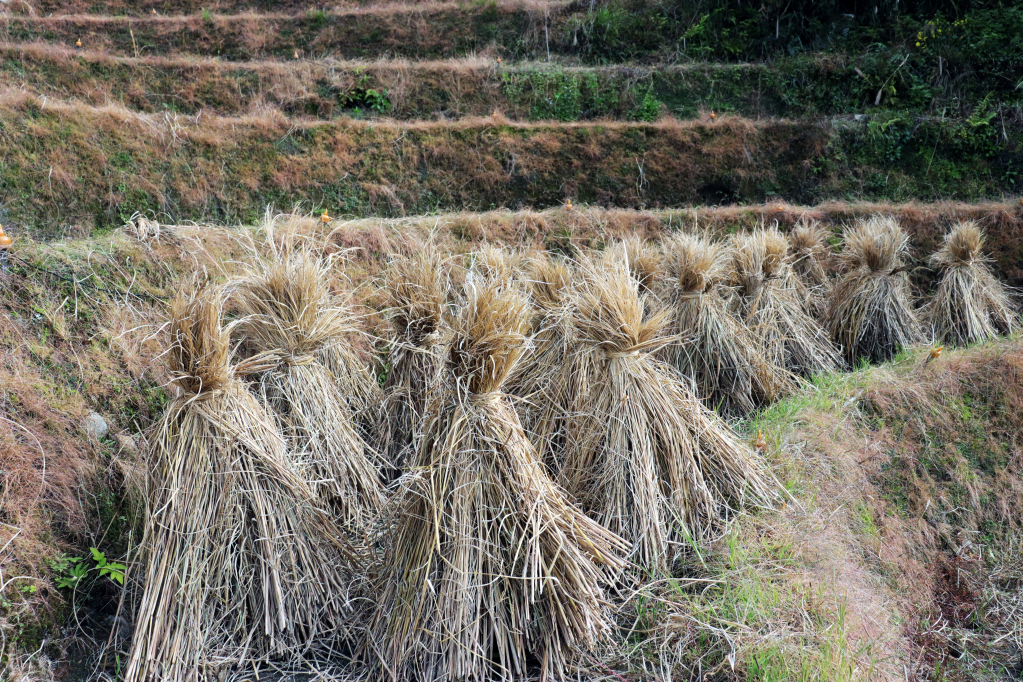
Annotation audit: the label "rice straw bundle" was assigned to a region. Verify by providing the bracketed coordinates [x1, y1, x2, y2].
[470, 243, 522, 284]
[827, 216, 923, 365]
[727, 228, 841, 378]
[558, 251, 776, 572]
[368, 281, 628, 682]
[231, 250, 385, 529]
[506, 253, 576, 464]
[378, 247, 448, 472]
[787, 218, 834, 320]
[660, 233, 795, 417]
[924, 221, 1016, 346]
[126, 289, 359, 681]
[622, 234, 664, 294]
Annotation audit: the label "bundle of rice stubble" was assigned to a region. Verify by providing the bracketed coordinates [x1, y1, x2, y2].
[368, 279, 628, 682]
[787, 218, 834, 320]
[728, 227, 841, 378]
[378, 247, 448, 473]
[826, 216, 924, 365]
[125, 288, 359, 682]
[231, 250, 385, 530]
[924, 220, 1017, 346]
[558, 250, 777, 573]
[505, 253, 576, 467]
[660, 232, 795, 417]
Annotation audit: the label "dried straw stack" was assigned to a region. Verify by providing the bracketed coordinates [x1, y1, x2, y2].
[126, 289, 359, 681]
[622, 234, 664, 295]
[827, 216, 924, 365]
[368, 280, 628, 682]
[231, 250, 385, 530]
[378, 247, 448, 473]
[660, 233, 795, 417]
[924, 221, 1016, 346]
[558, 251, 777, 572]
[506, 253, 576, 466]
[787, 218, 833, 320]
[728, 228, 841, 378]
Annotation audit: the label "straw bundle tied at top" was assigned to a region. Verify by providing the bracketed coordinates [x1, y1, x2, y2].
[230, 249, 386, 530]
[368, 280, 627, 682]
[125, 288, 360, 682]
[728, 227, 842, 378]
[378, 246, 448, 473]
[660, 232, 795, 417]
[924, 221, 1017, 346]
[827, 216, 924, 365]
[557, 249, 777, 573]
[787, 218, 834, 321]
[505, 252, 577, 467]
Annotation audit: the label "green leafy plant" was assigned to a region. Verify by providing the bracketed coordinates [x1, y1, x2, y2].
[49, 548, 126, 590]
[91, 547, 127, 585]
[49, 554, 88, 590]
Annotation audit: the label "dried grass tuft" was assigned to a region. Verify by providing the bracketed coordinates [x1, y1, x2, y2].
[660, 233, 795, 417]
[379, 247, 449, 471]
[368, 280, 627, 682]
[126, 287, 359, 681]
[230, 249, 385, 529]
[827, 216, 924, 365]
[556, 249, 777, 571]
[925, 221, 1017, 346]
[728, 228, 841, 378]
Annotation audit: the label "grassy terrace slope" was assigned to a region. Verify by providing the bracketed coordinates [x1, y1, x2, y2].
[1, 93, 1020, 236]
[4, 45, 1022, 122]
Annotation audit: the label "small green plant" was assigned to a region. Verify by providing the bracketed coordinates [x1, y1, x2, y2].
[49, 554, 89, 590]
[307, 9, 328, 30]
[49, 547, 126, 591]
[201, 7, 213, 23]
[91, 547, 127, 585]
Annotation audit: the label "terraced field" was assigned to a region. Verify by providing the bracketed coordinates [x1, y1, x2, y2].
[1, 2, 1023, 681]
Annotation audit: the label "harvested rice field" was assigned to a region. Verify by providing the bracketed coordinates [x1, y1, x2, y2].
[1, 3, 1022, 682]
